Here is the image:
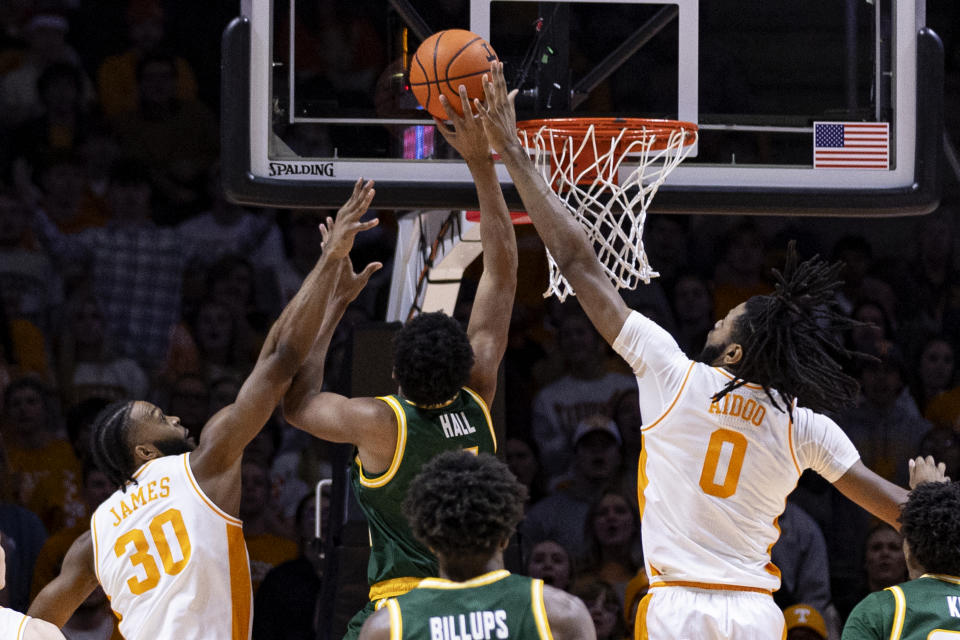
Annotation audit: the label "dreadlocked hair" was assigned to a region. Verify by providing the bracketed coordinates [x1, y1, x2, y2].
[403, 451, 527, 558]
[89, 400, 137, 491]
[713, 241, 869, 414]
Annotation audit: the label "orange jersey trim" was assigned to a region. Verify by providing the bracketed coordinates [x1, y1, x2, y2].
[787, 412, 801, 475]
[634, 592, 652, 640]
[226, 523, 252, 640]
[714, 368, 764, 390]
[16, 614, 28, 640]
[182, 454, 243, 525]
[642, 362, 695, 432]
[636, 436, 649, 519]
[649, 580, 772, 595]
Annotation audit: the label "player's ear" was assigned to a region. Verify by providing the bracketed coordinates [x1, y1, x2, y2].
[721, 343, 743, 366]
[133, 442, 162, 463]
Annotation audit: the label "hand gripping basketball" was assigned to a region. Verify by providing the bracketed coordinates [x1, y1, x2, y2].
[410, 29, 499, 120]
[474, 62, 520, 156]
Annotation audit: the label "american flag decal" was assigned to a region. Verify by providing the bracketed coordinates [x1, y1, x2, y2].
[813, 122, 889, 169]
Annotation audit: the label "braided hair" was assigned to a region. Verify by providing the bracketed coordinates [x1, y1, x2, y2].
[89, 400, 137, 491]
[713, 242, 868, 414]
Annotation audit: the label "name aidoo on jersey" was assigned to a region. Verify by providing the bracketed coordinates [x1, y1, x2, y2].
[439, 412, 477, 439]
[708, 392, 767, 426]
[429, 609, 508, 640]
[109, 477, 171, 526]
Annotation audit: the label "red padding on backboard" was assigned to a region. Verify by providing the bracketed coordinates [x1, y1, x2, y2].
[465, 210, 532, 225]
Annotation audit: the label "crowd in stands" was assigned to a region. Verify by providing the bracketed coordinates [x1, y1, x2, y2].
[0, 1, 958, 639]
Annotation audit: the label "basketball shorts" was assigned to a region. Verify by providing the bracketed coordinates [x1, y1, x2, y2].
[635, 585, 785, 640]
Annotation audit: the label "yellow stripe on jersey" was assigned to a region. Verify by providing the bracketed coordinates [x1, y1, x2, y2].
[637, 436, 650, 520]
[924, 573, 960, 585]
[643, 362, 695, 432]
[418, 570, 510, 590]
[91, 513, 102, 583]
[369, 577, 422, 601]
[787, 413, 802, 475]
[530, 579, 554, 640]
[226, 523, 252, 640]
[462, 386, 497, 452]
[649, 580, 772, 595]
[16, 614, 28, 640]
[386, 598, 402, 640]
[358, 397, 408, 488]
[885, 585, 906, 640]
[634, 593, 652, 640]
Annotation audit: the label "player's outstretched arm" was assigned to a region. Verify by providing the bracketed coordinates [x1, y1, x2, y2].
[475, 61, 630, 345]
[191, 179, 381, 487]
[28, 532, 99, 629]
[543, 585, 597, 640]
[434, 86, 517, 407]
[832, 460, 909, 530]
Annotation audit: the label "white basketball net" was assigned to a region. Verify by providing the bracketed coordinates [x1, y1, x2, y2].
[518, 121, 697, 301]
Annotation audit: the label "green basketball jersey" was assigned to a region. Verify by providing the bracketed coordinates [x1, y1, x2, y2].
[350, 387, 497, 595]
[842, 574, 960, 640]
[383, 571, 553, 640]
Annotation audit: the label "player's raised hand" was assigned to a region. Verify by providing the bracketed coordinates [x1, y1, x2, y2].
[434, 86, 492, 165]
[319, 178, 378, 260]
[908, 455, 949, 489]
[475, 61, 520, 155]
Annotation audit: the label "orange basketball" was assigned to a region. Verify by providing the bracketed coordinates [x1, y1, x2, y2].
[409, 29, 498, 120]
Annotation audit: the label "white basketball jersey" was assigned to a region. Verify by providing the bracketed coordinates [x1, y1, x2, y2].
[91, 453, 252, 640]
[0, 607, 30, 640]
[613, 311, 859, 592]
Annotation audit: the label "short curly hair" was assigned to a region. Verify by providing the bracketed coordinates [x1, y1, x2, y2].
[393, 312, 474, 406]
[900, 481, 960, 576]
[403, 451, 527, 557]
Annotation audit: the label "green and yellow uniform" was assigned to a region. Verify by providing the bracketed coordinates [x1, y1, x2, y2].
[842, 574, 960, 639]
[343, 388, 497, 639]
[382, 570, 553, 640]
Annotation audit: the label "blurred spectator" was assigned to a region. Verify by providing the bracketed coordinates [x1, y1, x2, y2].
[502, 302, 547, 439]
[0, 187, 62, 337]
[915, 427, 960, 480]
[622, 572, 649, 640]
[31, 150, 108, 234]
[837, 344, 930, 485]
[521, 415, 623, 561]
[274, 210, 327, 306]
[772, 502, 840, 636]
[77, 123, 120, 205]
[612, 389, 643, 508]
[206, 254, 270, 352]
[530, 304, 634, 481]
[835, 524, 909, 621]
[893, 213, 960, 344]
[160, 299, 255, 388]
[504, 436, 546, 510]
[847, 300, 896, 359]
[96, 0, 198, 118]
[783, 603, 829, 640]
[908, 335, 956, 414]
[32, 161, 211, 368]
[574, 491, 644, 605]
[0, 506, 46, 613]
[643, 215, 690, 288]
[525, 539, 574, 592]
[242, 458, 298, 593]
[711, 220, 771, 319]
[668, 271, 714, 358]
[831, 235, 874, 316]
[29, 463, 113, 599]
[208, 373, 243, 416]
[163, 374, 211, 443]
[253, 491, 326, 640]
[572, 579, 625, 640]
[56, 293, 148, 405]
[1, 377, 82, 534]
[176, 168, 285, 299]
[111, 50, 218, 221]
[0, 13, 93, 128]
